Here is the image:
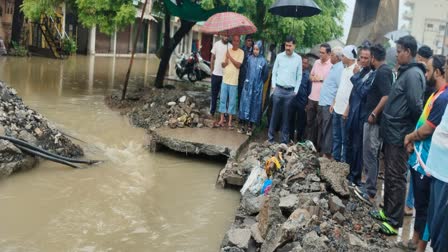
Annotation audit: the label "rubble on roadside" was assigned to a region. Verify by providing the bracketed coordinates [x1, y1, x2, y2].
[106, 88, 218, 130]
[0, 82, 83, 177]
[220, 142, 395, 252]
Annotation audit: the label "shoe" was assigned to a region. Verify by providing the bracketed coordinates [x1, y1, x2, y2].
[369, 209, 388, 222]
[379, 222, 398, 236]
[348, 181, 357, 188]
[354, 190, 374, 207]
[246, 130, 252, 136]
[237, 128, 246, 134]
[354, 184, 366, 195]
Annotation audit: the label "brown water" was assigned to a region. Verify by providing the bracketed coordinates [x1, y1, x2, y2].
[0, 56, 239, 252]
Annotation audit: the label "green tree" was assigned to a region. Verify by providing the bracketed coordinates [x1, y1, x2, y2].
[75, 0, 136, 34]
[21, 0, 136, 35]
[153, 0, 196, 89]
[200, 0, 345, 48]
[153, 0, 225, 89]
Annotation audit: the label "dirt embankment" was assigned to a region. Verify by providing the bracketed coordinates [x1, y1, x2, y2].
[105, 86, 219, 130]
[0, 82, 83, 177]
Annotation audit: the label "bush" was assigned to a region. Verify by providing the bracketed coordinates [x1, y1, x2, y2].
[61, 37, 77, 55]
[10, 41, 28, 57]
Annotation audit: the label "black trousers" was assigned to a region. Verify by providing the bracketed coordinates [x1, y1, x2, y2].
[289, 100, 307, 142]
[346, 124, 364, 186]
[411, 168, 431, 240]
[210, 75, 222, 116]
[383, 143, 409, 228]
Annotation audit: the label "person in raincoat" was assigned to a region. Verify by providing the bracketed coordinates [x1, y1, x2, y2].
[238, 40, 269, 136]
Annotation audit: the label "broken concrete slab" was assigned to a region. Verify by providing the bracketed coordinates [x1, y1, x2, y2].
[148, 127, 249, 157]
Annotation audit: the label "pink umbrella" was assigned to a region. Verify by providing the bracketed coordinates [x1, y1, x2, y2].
[200, 12, 257, 36]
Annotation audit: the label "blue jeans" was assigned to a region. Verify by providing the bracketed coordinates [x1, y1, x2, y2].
[268, 87, 295, 143]
[218, 83, 238, 115]
[406, 170, 415, 208]
[332, 112, 346, 162]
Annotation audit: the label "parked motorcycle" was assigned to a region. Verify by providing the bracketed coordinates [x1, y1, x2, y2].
[175, 53, 195, 80]
[187, 51, 211, 83]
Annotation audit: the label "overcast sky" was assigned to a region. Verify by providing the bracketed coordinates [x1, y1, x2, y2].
[341, 0, 405, 43]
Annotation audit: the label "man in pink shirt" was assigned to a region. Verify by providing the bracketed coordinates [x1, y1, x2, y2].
[305, 43, 333, 150]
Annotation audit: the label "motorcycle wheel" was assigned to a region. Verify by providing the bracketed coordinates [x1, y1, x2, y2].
[176, 68, 184, 79]
[187, 71, 198, 83]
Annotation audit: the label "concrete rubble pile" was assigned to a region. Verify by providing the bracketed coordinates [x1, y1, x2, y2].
[109, 88, 217, 130]
[220, 142, 394, 252]
[0, 82, 83, 177]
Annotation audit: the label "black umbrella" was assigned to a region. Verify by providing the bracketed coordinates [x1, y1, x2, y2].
[269, 0, 321, 18]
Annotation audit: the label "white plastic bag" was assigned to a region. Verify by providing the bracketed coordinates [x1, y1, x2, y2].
[240, 161, 261, 195]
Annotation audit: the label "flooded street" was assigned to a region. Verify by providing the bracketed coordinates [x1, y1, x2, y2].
[0, 56, 239, 252]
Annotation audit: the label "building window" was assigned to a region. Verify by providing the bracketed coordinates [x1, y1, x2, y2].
[427, 23, 434, 29]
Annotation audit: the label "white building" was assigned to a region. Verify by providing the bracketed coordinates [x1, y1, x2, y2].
[401, 0, 448, 55]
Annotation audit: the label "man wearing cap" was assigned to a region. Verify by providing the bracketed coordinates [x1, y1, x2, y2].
[330, 45, 358, 163]
[317, 46, 344, 158]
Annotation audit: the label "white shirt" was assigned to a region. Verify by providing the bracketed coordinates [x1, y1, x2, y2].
[211, 40, 230, 76]
[333, 63, 356, 115]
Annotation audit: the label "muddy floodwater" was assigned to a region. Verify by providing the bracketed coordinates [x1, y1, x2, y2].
[0, 56, 239, 252]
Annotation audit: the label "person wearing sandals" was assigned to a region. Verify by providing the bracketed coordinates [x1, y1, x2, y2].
[238, 40, 268, 136]
[370, 35, 426, 236]
[402, 55, 448, 251]
[217, 35, 245, 129]
[268, 35, 302, 143]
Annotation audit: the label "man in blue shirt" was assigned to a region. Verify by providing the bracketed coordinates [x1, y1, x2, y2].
[268, 35, 302, 143]
[318, 46, 344, 158]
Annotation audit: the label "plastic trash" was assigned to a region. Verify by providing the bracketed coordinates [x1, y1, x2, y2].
[240, 161, 262, 195]
[261, 179, 272, 195]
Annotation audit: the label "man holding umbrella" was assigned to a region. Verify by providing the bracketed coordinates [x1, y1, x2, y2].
[268, 35, 302, 143]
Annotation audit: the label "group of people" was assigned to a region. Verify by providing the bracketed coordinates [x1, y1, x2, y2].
[209, 34, 448, 252]
[209, 34, 268, 136]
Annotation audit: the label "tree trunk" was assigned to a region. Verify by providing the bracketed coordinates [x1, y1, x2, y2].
[154, 13, 196, 89]
[11, 0, 24, 44]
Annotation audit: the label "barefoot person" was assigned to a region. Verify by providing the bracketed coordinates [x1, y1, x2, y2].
[217, 35, 244, 129]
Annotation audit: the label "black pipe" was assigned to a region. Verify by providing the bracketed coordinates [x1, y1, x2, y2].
[0, 135, 102, 165]
[16, 144, 80, 169]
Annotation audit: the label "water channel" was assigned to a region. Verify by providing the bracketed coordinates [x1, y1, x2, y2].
[0, 56, 240, 252]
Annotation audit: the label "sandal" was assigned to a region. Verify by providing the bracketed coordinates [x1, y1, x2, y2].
[246, 130, 252, 136]
[237, 128, 246, 134]
[213, 121, 225, 128]
[397, 239, 418, 250]
[228, 124, 235, 130]
[369, 209, 388, 222]
[379, 222, 398, 236]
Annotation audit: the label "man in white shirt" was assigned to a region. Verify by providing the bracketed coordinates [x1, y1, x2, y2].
[330, 45, 357, 162]
[210, 36, 229, 116]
